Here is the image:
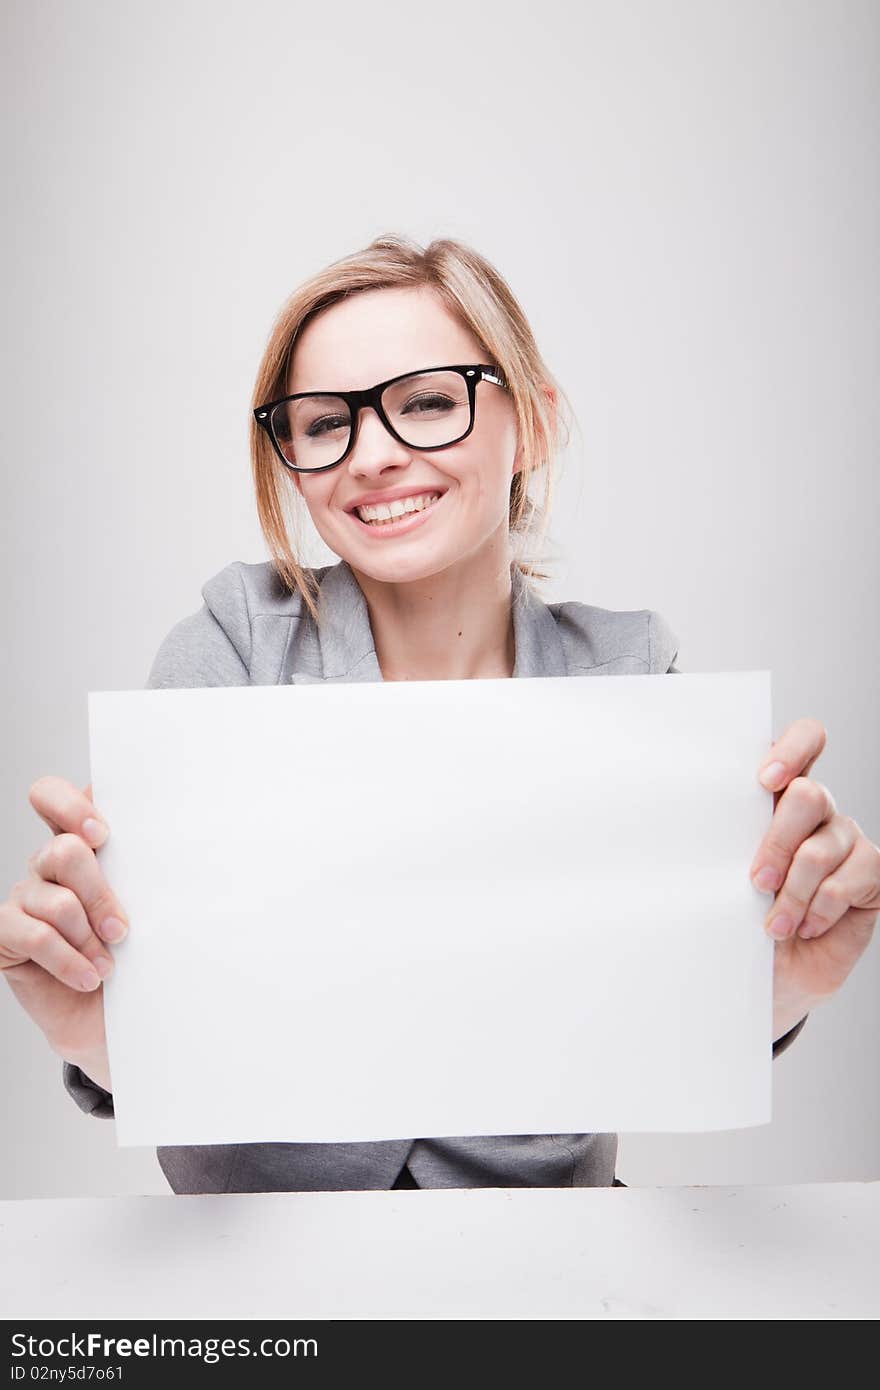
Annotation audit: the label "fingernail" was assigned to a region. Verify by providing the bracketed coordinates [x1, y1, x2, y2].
[754, 866, 781, 893]
[99, 916, 127, 943]
[82, 817, 108, 847]
[78, 967, 100, 990]
[768, 913, 794, 939]
[93, 955, 114, 979]
[759, 761, 786, 789]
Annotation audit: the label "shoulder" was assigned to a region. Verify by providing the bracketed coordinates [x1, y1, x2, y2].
[200, 558, 306, 634]
[548, 598, 681, 675]
[146, 560, 328, 690]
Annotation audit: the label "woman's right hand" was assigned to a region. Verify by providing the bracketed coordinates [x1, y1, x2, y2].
[0, 776, 129, 1071]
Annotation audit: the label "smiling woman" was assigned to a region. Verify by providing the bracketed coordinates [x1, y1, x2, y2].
[4, 232, 877, 1198]
[243, 236, 576, 685]
[251, 238, 566, 619]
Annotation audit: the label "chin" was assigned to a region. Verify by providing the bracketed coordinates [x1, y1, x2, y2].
[350, 554, 450, 585]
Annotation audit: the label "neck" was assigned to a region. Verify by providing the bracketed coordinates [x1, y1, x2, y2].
[349, 542, 517, 682]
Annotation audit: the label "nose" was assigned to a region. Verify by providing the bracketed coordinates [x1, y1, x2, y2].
[345, 404, 411, 477]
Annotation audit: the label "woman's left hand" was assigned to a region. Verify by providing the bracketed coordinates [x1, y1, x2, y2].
[750, 718, 880, 1033]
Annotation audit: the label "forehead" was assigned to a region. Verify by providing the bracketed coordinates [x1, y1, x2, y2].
[288, 286, 484, 393]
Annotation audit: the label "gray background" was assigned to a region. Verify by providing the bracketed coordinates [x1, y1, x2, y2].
[2, 0, 877, 1198]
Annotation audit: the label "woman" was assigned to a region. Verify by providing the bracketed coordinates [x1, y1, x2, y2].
[3, 234, 878, 1193]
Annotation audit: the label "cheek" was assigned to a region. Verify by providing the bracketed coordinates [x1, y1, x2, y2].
[477, 447, 516, 510]
[472, 411, 518, 487]
[298, 480, 334, 517]
[457, 437, 512, 507]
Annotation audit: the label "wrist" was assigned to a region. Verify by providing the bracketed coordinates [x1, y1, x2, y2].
[772, 994, 817, 1044]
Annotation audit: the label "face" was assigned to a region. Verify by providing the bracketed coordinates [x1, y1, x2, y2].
[286, 286, 522, 586]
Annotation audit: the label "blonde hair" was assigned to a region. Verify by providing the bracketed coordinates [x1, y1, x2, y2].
[250, 233, 574, 625]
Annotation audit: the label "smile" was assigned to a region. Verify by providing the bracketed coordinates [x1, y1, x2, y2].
[348, 492, 446, 536]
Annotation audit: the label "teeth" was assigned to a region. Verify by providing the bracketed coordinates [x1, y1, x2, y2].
[356, 492, 442, 523]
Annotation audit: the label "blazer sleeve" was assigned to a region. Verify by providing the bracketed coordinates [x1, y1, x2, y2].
[772, 1014, 808, 1059]
[61, 565, 256, 1118]
[648, 609, 681, 674]
[62, 1061, 115, 1118]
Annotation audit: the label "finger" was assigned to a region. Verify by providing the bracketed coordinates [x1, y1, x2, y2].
[758, 718, 827, 791]
[29, 776, 109, 850]
[26, 832, 129, 945]
[758, 813, 858, 939]
[798, 830, 880, 939]
[751, 775, 837, 882]
[0, 901, 105, 992]
[8, 876, 116, 979]
[750, 777, 837, 934]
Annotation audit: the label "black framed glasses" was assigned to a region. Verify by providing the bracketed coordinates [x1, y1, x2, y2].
[253, 363, 507, 474]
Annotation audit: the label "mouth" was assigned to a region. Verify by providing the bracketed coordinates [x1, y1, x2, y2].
[347, 490, 448, 537]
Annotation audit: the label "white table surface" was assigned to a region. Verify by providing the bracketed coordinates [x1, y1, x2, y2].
[1, 1183, 877, 1320]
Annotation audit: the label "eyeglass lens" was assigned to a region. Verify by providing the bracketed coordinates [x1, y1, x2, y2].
[269, 369, 472, 470]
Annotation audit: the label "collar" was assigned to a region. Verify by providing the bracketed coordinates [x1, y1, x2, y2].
[287, 559, 568, 684]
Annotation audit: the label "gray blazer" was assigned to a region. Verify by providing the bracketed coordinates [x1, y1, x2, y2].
[63, 558, 806, 1193]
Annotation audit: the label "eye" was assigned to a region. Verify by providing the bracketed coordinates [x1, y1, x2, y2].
[400, 392, 456, 415]
[305, 414, 349, 437]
